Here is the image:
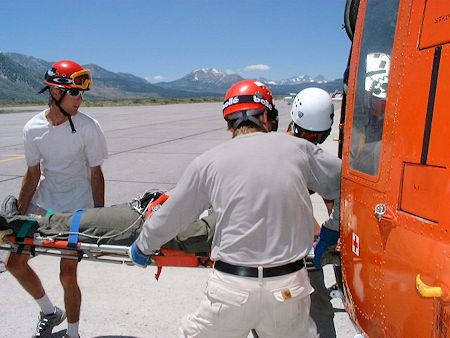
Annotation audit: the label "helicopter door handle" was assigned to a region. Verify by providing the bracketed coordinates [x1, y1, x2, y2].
[416, 274, 442, 298]
[374, 204, 396, 223]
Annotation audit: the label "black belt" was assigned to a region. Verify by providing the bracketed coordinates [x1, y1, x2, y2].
[214, 260, 305, 278]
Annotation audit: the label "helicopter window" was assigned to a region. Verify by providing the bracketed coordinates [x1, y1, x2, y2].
[349, 0, 399, 176]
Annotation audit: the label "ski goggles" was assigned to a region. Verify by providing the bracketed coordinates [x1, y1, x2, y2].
[65, 88, 83, 97]
[50, 69, 92, 90]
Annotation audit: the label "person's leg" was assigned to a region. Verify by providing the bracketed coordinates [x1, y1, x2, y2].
[7, 251, 66, 337]
[255, 269, 318, 338]
[308, 268, 336, 338]
[163, 213, 216, 253]
[257, 295, 318, 338]
[6, 252, 46, 300]
[180, 271, 253, 338]
[60, 258, 81, 337]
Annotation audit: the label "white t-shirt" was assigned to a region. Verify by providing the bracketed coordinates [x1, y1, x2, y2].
[137, 132, 341, 267]
[23, 110, 108, 213]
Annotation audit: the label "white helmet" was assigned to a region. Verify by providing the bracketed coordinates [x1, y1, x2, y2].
[365, 52, 390, 99]
[290, 87, 334, 132]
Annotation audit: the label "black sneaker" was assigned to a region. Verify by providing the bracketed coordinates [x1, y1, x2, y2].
[31, 306, 66, 338]
[1, 195, 19, 216]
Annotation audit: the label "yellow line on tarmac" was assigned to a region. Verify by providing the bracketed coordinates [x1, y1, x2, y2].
[0, 154, 25, 163]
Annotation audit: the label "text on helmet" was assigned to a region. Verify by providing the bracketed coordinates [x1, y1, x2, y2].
[223, 95, 273, 111]
[253, 95, 273, 110]
[223, 96, 240, 110]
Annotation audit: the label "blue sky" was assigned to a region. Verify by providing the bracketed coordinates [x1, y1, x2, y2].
[0, 1, 351, 82]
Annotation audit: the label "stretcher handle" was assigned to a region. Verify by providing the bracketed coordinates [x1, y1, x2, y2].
[6, 235, 81, 249]
[151, 248, 213, 280]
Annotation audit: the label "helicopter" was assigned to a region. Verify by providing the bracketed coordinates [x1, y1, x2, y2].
[337, 0, 450, 336]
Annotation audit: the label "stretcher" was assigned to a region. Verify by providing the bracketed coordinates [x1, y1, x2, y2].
[0, 233, 321, 281]
[0, 192, 328, 280]
[0, 235, 213, 280]
[0, 192, 214, 280]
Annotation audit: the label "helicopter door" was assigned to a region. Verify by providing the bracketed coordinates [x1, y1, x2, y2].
[341, 0, 400, 335]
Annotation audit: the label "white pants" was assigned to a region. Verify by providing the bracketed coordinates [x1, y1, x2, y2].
[180, 267, 318, 338]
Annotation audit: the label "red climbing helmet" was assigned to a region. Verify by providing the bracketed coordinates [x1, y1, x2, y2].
[43, 60, 92, 90]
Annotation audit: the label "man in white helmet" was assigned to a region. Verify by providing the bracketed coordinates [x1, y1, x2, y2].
[288, 87, 341, 338]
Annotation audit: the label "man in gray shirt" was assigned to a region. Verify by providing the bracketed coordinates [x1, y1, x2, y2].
[130, 80, 341, 337]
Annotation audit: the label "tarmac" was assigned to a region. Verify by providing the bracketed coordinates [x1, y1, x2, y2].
[0, 100, 357, 337]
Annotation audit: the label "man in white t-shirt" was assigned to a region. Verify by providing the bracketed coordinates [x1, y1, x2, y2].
[6, 60, 108, 338]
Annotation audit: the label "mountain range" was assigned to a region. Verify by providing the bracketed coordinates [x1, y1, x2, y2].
[0, 52, 343, 101]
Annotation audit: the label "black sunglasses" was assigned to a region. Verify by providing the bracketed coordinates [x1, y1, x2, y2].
[66, 88, 83, 97]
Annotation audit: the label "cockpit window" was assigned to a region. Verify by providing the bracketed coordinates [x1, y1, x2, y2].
[350, 0, 399, 176]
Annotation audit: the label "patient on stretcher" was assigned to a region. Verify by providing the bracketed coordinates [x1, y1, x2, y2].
[0, 192, 215, 254]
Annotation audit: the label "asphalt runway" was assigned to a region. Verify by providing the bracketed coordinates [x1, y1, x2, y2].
[0, 100, 357, 337]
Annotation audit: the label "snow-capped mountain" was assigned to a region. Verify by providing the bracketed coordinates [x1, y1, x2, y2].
[262, 74, 328, 86]
[157, 69, 336, 95]
[156, 68, 244, 94]
[187, 68, 242, 84]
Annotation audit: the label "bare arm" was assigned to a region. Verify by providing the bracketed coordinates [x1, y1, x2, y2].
[90, 165, 105, 207]
[17, 164, 41, 215]
[312, 198, 335, 237]
[313, 218, 321, 237]
[323, 198, 334, 216]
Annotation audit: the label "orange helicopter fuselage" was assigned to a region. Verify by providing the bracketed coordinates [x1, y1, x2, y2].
[340, 0, 450, 336]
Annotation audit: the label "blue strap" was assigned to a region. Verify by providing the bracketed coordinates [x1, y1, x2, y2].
[68, 210, 84, 248]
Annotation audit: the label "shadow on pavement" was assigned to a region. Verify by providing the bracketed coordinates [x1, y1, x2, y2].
[52, 330, 141, 338]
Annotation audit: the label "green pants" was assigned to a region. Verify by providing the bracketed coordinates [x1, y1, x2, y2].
[0, 204, 215, 253]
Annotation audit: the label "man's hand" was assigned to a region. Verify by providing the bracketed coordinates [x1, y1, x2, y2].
[0, 229, 13, 245]
[129, 242, 152, 268]
[313, 227, 339, 268]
